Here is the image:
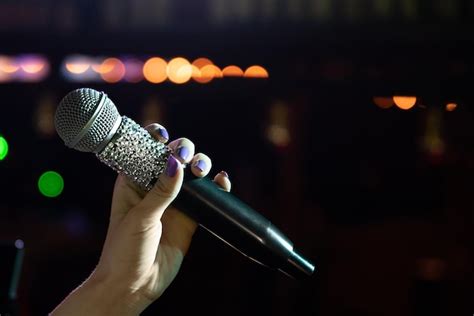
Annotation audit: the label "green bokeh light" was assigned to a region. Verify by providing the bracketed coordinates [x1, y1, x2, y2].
[38, 171, 64, 198]
[0, 136, 8, 161]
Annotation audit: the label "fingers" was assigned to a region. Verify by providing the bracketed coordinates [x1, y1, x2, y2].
[132, 155, 184, 224]
[190, 153, 212, 177]
[214, 171, 231, 192]
[145, 123, 169, 143]
[168, 138, 195, 164]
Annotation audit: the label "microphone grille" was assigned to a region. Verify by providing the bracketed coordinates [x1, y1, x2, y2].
[55, 88, 121, 153]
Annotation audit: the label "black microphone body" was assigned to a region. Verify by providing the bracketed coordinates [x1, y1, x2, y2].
[177, 174, 314, 278]
[55, 88, 315, 278]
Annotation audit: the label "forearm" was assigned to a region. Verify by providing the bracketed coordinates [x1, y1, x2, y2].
[50, 272, 148, 316]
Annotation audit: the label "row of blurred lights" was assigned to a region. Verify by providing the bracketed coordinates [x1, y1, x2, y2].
[0, 54, 269, 84]
[63, 55, 268, 83]
[373, 96, 458, 112]
[0, 55, 49, 82]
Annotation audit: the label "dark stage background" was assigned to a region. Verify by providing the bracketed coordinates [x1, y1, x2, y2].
[0, 1, 473, 315]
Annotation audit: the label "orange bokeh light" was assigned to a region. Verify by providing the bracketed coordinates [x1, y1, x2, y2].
[190, 65, 201, 77]
[65, 63, 90, 74]
[100, 58, 125, 83]
[193, 64, 223, 83]
[373, 97, 394, 109]
[92, 59, 115, 74]
[143, 57, 168, 84]
[222, 65, 244, 77]
[192, 57, 213, 69]
[21, 62, 45, 74]
[0, 57, 19, 73]
[393, 96, 417, 110]
[244, 65, 269, 78]
[209, 65, 223, 78]
[167, 57, 192, 84]
[446, 103, 457, 112]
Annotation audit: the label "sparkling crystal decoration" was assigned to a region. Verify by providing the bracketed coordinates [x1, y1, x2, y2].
[97, 116, 171, 191]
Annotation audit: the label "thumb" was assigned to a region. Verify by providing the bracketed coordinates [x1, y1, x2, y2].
[132, 155, 183, 223]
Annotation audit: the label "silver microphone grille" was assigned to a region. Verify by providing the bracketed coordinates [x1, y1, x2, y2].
[55, 88, 121, 153]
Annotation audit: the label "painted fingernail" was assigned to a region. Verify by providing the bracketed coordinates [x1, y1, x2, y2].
[220, 171, 229, 178]
[194, 160, 207, 172]
[157, 127, 169, 141]
[166, 155, 179, 177]
[177, 146, 189, 161]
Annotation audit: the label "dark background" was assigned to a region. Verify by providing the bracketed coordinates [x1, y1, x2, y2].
[0, 0, 473, 315]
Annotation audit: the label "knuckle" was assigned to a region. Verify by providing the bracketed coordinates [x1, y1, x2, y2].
[150, 178, 178, 200]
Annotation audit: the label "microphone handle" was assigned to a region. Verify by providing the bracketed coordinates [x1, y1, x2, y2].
[173, 172, 315, 278]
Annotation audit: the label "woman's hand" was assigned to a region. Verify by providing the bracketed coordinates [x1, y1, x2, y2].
[51, 123, 231, 315]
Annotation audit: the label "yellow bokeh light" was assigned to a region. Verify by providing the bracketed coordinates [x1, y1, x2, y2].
[167, 57, 191, 84]
[446, 103, 457, 112]
[174, 64, 193, 84]
[100, 58, 125, 83]
[222, 65, 244, 77]
[65, 63, 90, 74]
[393, 96, 417, 110]
[244, 65, 269, 78]
[143, 57, 168, 84]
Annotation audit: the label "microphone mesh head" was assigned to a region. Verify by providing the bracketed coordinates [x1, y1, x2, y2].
[55, 88, 121, 153]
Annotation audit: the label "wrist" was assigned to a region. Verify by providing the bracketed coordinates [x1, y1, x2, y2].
[51, 271, 151, 316]
[86, 271, 151, 315]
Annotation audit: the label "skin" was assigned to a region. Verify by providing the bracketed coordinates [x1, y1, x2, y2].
[51, 124, 231, 315]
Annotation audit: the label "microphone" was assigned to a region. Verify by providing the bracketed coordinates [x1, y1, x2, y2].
[55, 88, 315, 279]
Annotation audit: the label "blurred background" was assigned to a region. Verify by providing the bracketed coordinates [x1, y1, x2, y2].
[0, 0, 473, 315]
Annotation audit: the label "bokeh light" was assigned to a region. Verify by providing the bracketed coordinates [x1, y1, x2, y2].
[167, 57, 192, 84]
[123, 58, 144, 83]
[35, 94, 56, 138]
[100, 58, 126, 83]
[192, 57, 213, 69]
[143, 57, 168, 84]
[244, 65, 269, 78]
[17, 55, 50, 82]
[0, 70, 8, 83]
[193, 64, 223, 83]
[266, 101, 291, 148]
[19, 56, 46, 74]
[14, 239, 24, 249]
[190, 65, 201, 79]
[222, 65, 244, 77]
[446, 103, 457, 112]
[65, 55, 91, 74]
[0, 56, 19, 73]
[38, 171, 64, 198]
[393, 96, 417, 110]
[373, 97, 394, 109]
[0, 135, 9, 160]
[92, 58, 116, 74]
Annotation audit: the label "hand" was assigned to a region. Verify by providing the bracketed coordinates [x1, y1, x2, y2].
[51, 123, 231, 315]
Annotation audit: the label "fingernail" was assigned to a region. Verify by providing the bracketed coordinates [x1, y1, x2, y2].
[177, 146, 189, 161]
[157, 127, 169, 141]
[194, 160, 207, 172]
[166, 155, 179, 177]
[220, 171, 229, 178]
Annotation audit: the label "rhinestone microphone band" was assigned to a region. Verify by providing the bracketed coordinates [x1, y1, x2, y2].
[97, 116, 172, 191]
